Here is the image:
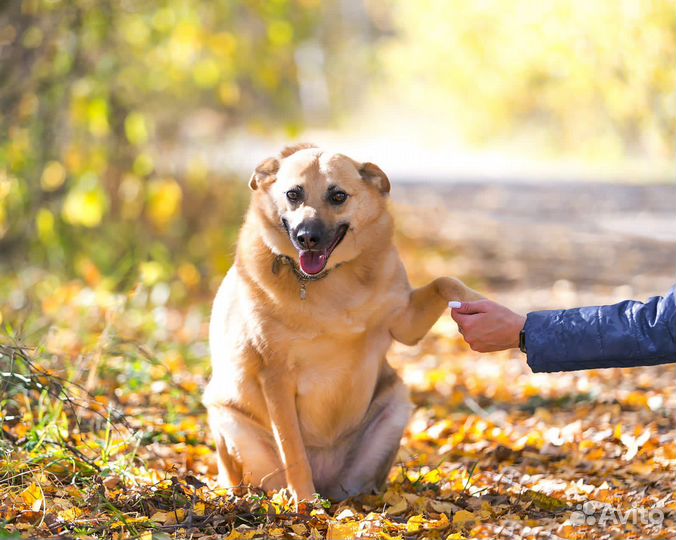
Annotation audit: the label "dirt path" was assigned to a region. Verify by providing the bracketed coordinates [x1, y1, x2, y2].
[393, 181, 675, 311]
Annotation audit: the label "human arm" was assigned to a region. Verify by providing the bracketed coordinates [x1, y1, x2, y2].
[451, 288, 676, 372]
[523, 287, 675, 372]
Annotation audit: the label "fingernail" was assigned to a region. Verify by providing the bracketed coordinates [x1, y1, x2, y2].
[448, 301, 462, 309]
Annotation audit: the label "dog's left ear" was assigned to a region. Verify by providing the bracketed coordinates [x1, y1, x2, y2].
[359, 162, 390, 194]
[249, 157, 280, 191]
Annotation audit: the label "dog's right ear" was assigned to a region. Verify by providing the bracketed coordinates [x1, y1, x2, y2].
[248, 157, 279, 191]
[249, 144, 317, 190]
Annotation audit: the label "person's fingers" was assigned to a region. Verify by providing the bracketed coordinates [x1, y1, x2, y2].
[452, 313, 477, 338]
[451, 310, 480, 326]
[451, 300, 490, 315]
[450, 309, 466, 324]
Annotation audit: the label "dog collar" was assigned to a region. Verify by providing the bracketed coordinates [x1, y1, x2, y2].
[272, 254, 339, 300]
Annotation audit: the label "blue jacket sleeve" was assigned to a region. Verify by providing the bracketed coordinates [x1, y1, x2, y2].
[524, 287, 675, 373]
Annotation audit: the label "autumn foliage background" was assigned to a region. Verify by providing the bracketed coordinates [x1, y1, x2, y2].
[1, 1, 675, 539]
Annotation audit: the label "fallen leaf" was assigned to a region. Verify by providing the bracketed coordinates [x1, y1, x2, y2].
[524, 490, 568, 511]
[385, 498, 408, 516]
[452, 510, 476, 527]
[428, 512, 450, 530]
[194, 501, 206, 517]
[327, 520, 360, 540]
[20, 483, 43, 511]
[58, 507, 83, 521]
[430, 500, 462, 514]
[334, 508, 356, 520]
[150, 511, 169, 523]
[406, 514, 425, 533]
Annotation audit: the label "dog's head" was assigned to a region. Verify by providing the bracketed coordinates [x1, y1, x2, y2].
[248, 144, 391, 276]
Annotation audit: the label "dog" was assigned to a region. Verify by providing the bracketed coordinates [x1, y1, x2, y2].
[203, 144, 481, 501]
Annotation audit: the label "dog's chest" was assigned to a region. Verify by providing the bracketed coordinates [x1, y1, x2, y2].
[290, 330, 391, 447]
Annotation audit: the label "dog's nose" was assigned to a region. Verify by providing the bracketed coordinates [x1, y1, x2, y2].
[296, 230, 319, 249]
[295, 220, 324, 250]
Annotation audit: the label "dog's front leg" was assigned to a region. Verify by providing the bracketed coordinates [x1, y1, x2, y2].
[259, 366, 315, 502]
[389, 277, 483, 346]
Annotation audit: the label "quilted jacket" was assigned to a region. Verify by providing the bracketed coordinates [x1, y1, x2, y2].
[524, 287, 675, 372]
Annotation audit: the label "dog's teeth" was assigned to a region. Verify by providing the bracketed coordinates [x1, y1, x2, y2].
[448, 301, 462, 309]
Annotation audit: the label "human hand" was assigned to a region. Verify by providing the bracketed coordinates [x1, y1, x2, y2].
[449, 299, 526, 353]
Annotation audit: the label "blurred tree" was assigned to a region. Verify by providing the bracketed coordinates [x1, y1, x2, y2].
[2, 0, 673, 297]
[375, 0, 675, 160]
[0, 0, 321, 293]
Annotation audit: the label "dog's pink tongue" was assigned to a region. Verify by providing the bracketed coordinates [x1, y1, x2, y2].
[299, 251, 328, 275]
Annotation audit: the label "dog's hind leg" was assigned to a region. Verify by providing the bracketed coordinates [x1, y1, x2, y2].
[207, 404, 285, 491]
[321, 364, 412, 500]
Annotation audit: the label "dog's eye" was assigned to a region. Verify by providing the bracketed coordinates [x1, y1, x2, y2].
[286, 190, 302, 202]
[329, 191, 348, 205]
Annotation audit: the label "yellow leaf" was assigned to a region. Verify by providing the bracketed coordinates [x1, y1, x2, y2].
[378, 532, 403, 540]
[62, 187, 106, 227]
[613, 424, 623, 440]
[446, 533, 468, 540]
[65, 485, 82, 498]
[327, 521, 360, 540]
[194, 502, 206, 517]
[628, 461, 655, 475]
[147, 178, 182, 228]
[225, 529, 256, 540]
[422, 468, 442, 484]
[586, 447, 605, 460]
[164, 508, 186, 525]
[290, 523, 307, 535]
[87, 97, 109, 137]
[125, 112, 149, 145]
[662, 442, 675, 460]
[110, 517, 151, 529]
[406, 514, 425, 533]
[21, 483, 43, 511]
[269, 528, 287, 538]
[150, 511, 169, 523]
[139, 261, 164, 285]
[429, 512, 450, 530]
[58, 507, 83, 521]
[452, 510, 476, 527]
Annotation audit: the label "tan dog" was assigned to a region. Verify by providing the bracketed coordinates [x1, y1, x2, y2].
[204, 144, 480, 501]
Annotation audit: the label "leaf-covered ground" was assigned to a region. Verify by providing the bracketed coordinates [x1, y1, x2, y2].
[1, 254, 674, 540]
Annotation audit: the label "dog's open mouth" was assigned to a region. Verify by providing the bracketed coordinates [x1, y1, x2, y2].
[298, 224, 349, 276]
